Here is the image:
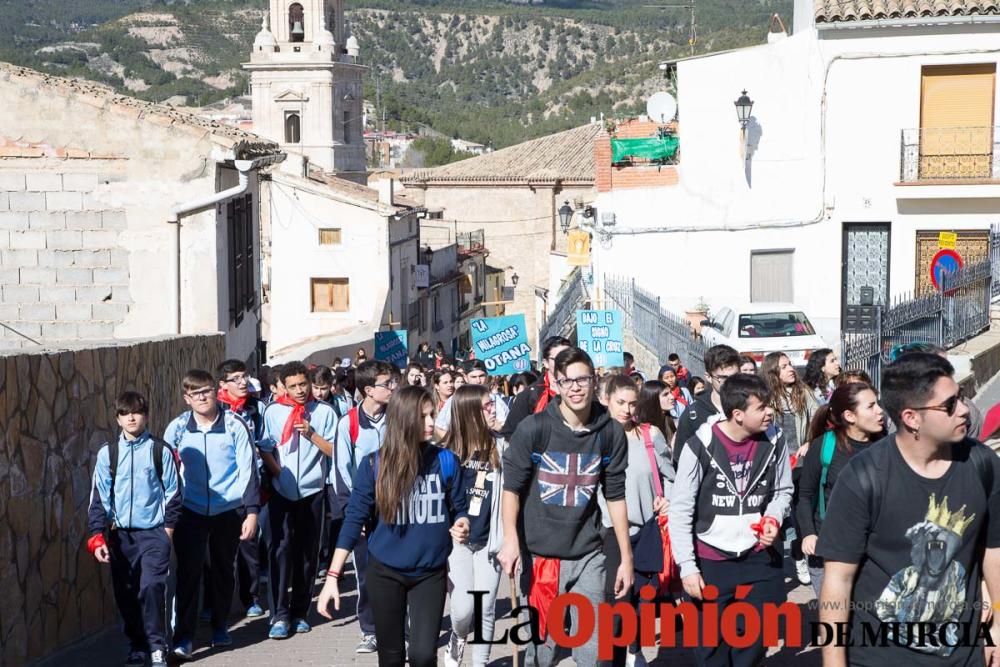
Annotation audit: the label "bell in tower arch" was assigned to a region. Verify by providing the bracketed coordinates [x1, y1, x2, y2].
[288, 3, 305, 42]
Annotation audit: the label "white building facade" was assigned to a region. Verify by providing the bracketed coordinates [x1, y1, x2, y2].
[593, 0, 1000, 346]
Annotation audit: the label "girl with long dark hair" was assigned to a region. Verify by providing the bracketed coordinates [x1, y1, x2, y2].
[658, 365, 693, 420]
[802, 348, 841, 404]
[431, 370, 455, 410]
[441, 385, 506, 667]
[636, 380, 676, 445]
[761, 351, 819, 586]
[794, 382, 884, 595]
[601, 375, 674, 667]
[316, 387, 470, 667]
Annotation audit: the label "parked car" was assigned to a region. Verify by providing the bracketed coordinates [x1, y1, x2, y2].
[698, 303, 829, 367]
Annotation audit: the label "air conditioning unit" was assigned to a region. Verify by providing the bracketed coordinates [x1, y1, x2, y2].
[601, 212, 616, 227]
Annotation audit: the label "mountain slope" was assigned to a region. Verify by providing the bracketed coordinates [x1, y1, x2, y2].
[0, 0, 791, 148]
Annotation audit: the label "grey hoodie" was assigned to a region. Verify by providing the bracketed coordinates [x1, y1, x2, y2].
[503, 398, 628, 559]
[668, 419, 793, 578]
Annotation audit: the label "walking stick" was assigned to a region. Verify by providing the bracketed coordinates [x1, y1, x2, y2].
[509, 572, 520, 667]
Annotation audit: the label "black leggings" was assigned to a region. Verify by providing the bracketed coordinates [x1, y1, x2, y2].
[365, 556, 446, 667]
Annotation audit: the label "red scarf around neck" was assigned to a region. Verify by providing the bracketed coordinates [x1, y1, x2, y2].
[533, 374, 557, 414]
[671, 385, 689, 407]
[276, 394, 307, 446]
[217, 387, 248, 414]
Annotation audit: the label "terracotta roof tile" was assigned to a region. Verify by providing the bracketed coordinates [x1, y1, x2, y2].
[0, 62, 279, 159]
[401, 124, 601, 185]
[815, 0, 1000, 21]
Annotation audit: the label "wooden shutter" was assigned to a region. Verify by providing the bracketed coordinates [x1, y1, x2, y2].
[920, 64, 995, 177]
[318, 228, 342, 245]
[311, 278, 349, 312]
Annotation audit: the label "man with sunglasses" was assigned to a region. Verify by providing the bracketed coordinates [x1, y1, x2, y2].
[165, 369, 260, 660]
[819, 353, 1000, 667]
[499, 347, 631, 667]
[888, 343, 983, 440]
[672, 345, 742, 466]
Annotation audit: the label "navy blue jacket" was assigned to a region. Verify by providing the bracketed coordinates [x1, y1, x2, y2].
[337, 443, 468, 576]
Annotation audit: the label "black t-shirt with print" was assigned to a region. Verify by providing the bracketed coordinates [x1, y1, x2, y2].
[462, 454, 497, 546]
[817, 436, 1000, 667]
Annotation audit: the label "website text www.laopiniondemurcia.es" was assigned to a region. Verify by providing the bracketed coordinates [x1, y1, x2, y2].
[462, 584, 998, 661]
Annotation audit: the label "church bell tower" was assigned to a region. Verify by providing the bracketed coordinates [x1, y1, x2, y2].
[245, 0, 366, 181]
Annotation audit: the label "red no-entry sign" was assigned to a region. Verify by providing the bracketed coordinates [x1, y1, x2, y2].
[929, 248, 963, 294]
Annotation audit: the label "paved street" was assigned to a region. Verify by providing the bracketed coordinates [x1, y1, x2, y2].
[49, 559, 820, 667]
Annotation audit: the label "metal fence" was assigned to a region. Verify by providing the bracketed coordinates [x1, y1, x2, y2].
[538, 268, 586, 343]
[603, 274, 708, 378]
[842, 227, 1000, 389]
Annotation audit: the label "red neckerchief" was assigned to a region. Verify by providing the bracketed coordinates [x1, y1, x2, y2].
[671, 385, 688, 407]
[217, 387, 247, 414]
[276, 395, 307, 446]
[533, 375, 557, 414]
[529, 556, 561, 640]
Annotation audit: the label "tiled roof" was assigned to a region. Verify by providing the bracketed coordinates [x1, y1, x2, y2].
[307, 167, 379, 202]
[402, 123, 601, 185]
[815, 0, 1000, 22]
[0, 62, 278, 159]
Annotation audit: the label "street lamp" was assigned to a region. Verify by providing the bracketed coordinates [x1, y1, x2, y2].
[734, 90, 753, 129]
[511, 272, 519, 287]
[558, 201, 573, 234]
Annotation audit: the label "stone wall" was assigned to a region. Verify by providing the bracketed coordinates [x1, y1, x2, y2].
[0, 334, 224, 666]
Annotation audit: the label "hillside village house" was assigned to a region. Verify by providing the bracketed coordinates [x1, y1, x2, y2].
[0, 63, 281, 365]
[401, 122, 601, 342]
[591, 0, 1000, 346]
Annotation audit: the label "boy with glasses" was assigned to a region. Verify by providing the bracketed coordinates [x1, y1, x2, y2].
[499, 347, 632, 667]
[258, 361, 338, 639]
[165, 370, 260, 661]
[501, 336, 573, 441]
[333, 359, 396, 653]
[435, 359, 510, 438]
[673, 345, 741, 465]
[819, 353, 1000, 667]
[216, 359, 267, 619]
[88, 391, 180, 667]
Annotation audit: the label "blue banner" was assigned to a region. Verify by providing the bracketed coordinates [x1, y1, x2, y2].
[470, 315, 533, 375]
[575, 310, 624, 368]
[374, 330, 409, 369]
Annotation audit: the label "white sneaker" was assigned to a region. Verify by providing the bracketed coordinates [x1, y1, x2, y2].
[443, 631, 466, 667]
[795, 558, 811, 586]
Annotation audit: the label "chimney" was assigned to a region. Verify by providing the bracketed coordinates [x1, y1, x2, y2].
[376, 177, 395, 206]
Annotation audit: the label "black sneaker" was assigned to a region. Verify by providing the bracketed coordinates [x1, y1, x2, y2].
[124, 650, 146, 667]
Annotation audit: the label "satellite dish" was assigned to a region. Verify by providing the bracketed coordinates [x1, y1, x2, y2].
[646, 91, 677, 123]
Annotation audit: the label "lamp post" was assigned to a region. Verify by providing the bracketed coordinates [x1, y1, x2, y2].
[558, 201, 573, 234]
[511, 272, 519, 288]
[734, 90, 753, 130]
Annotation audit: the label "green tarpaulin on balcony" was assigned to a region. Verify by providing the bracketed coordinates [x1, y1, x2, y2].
[611, 136, 679, 163]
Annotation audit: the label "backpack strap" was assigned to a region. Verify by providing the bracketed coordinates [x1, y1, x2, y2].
[854, 447, 883, 528]
[968, 440, 995, 497]
[437, 448, 457, 488]
[108, 439, 119, 521]
[817, 431, 836, 520]
[639, 424, 664, 498]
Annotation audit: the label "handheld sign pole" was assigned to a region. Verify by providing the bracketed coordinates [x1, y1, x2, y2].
[510, 572, 520, 667]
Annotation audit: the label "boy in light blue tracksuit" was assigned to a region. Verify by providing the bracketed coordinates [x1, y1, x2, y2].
[164, 370, 260, 660]
[332, 360, 394, 653]
[88, 391, 180, 667]
[258, 361, 338, 638]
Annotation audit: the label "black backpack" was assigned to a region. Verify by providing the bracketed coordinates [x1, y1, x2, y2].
[107, 436, 179, 509]
[853, 438, 995, 527]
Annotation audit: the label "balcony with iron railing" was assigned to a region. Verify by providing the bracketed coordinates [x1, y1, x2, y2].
[899, 127, 1000, 183]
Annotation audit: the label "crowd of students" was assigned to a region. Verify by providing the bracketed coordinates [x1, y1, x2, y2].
[88, 337, 1000, 667]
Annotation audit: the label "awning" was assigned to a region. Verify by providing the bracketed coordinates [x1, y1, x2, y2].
[611, 136, 679, 163]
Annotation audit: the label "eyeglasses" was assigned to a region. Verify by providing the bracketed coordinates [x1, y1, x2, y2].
[710, 372, 738, 383]
[373, 380, 399, 390]
[556, 376, 595, 389]
[224, 374, 249, 385]
[912, 391, 964, 417]
[186, 388, 214, 401]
